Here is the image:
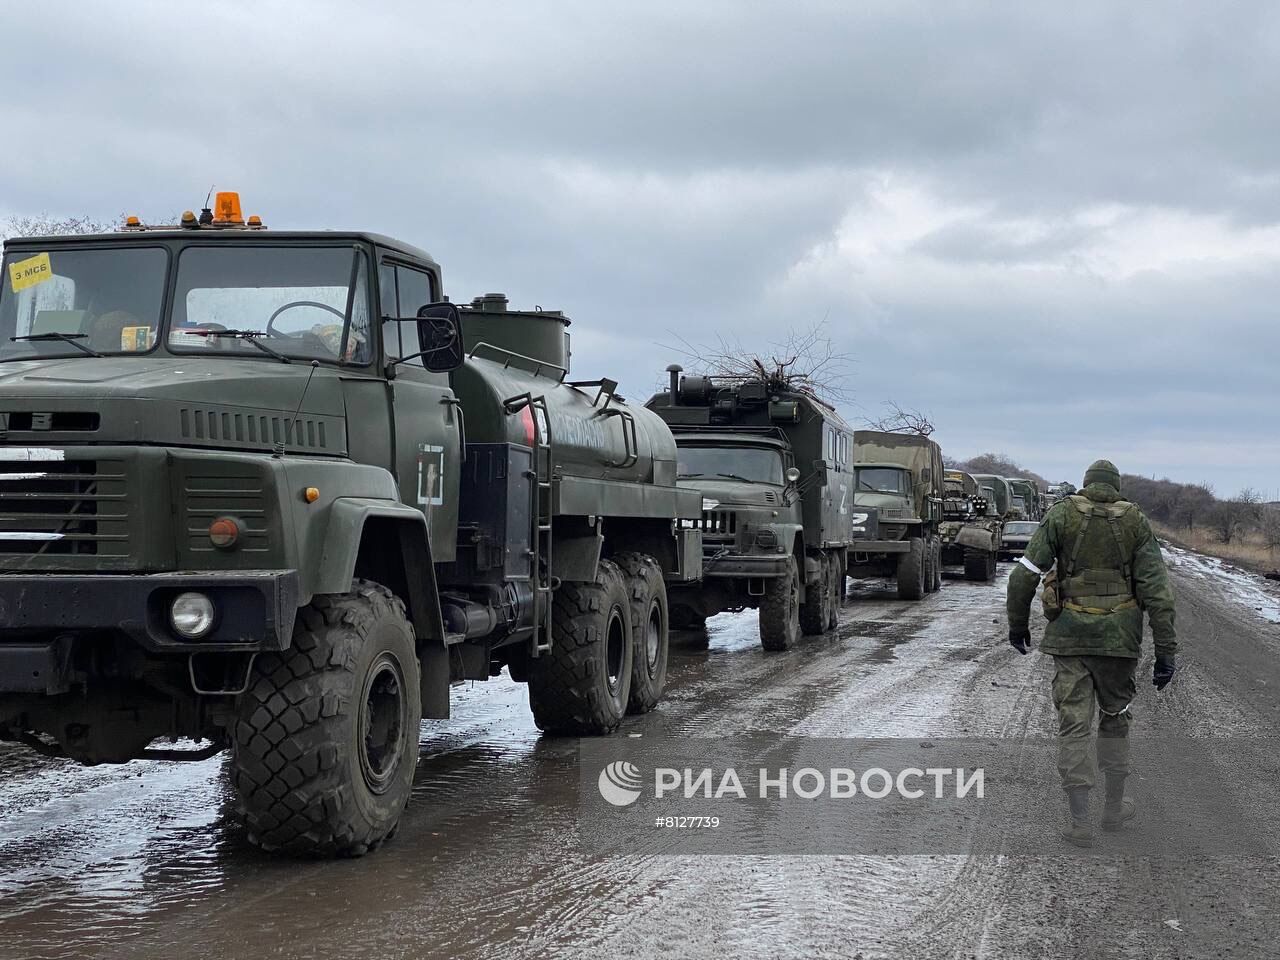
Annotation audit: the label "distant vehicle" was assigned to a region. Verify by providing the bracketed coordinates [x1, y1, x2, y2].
[1000, 520, 1041, 559]
[1006, 478, 1043, 520]
[938, 470, 1003, 581]
[848, 431, 945, 600]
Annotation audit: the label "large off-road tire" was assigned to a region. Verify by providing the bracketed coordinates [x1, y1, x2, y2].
[931, 539, 943, 592]
[987, 548, 999, 579]
[760, 555, 801, 651]
[923, 539, 938, 594]
[896, 537, 927, 601]
[528, 559, 634, 735]
[964, 548, 993, 582]
[232, 580, 421, 857]
[799, 553, 832, 636]
[615, 552, 669, 715]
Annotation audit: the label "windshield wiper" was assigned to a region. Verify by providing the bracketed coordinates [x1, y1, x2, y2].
[9, 332, 103, 358]
[677, 472, 706, 479]
[196, 329, 292, 364]
[715, 473, 757, 484]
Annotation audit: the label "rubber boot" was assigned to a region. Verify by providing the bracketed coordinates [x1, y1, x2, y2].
[1100, 776, 1136, 832]
[1061, 787, 1093, 848]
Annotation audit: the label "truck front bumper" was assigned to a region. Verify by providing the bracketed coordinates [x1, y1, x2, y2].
[703, 555, 791, 578]
[0, 570, 300, 656]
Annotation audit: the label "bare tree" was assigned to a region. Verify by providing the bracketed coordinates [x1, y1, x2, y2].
[1262, 505, 1280, 559]
[662, 319, 853, 404]
[2, 214, 119, 241]
[862, 400, 935, 437]
[1208, 488, 1263, 544]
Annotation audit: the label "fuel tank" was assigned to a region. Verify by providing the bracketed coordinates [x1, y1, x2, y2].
[451, 295, 678, 487]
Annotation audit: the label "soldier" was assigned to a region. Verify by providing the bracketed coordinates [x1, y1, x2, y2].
[1006, 459, 1177, 847]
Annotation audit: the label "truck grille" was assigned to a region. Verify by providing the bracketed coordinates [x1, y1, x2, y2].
[0, 459, 128, 557]
[700, 510, 737, 536]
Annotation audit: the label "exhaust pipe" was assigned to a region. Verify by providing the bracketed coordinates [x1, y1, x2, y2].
[667, 363, 683, 405]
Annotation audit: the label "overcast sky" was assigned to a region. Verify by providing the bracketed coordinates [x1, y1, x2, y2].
[3, 1, 1278, 495]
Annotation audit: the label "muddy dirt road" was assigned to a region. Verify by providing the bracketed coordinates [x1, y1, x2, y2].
[2, 552, 1278, 960]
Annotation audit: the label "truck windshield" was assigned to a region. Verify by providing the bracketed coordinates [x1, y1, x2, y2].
[855, 467, 910, 495]
[169, 246, 372, 364]
[0, 247, 168, 360]
[677, 445, 786, 485]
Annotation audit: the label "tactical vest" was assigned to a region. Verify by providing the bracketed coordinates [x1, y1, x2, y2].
[1055, 495, 1139, 615]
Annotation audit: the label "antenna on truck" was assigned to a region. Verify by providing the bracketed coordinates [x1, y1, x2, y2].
[275, 360, 320, 458]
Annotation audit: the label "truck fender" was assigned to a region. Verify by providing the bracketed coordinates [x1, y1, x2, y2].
[314, 498, 446, 644]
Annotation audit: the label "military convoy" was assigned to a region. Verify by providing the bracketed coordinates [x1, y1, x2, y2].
[848, 431, 945, 600]
[646, 367, 853, 650]
[0, 197, 703, 856]
[938, 470, 1002, 581]
[0, 193, 1053, 860]
[1006, 477, 1043, 521]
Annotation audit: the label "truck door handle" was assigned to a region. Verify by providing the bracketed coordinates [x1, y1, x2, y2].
[441, 397, 466, 461]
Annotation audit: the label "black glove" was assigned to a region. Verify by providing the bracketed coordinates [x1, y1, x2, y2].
[1009, 627, 1032, 655]
[1153, 654, 1176, 690]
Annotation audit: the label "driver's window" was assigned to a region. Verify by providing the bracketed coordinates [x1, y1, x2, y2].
[396, 267, 433, 367]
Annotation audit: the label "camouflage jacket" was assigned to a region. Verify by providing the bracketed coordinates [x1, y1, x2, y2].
[1006, 482, 1177, 658]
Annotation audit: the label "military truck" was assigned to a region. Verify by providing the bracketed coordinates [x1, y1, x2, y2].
[938, 470, 1002, 581]
[1006, 478, 1042, 521]
[646, 367, 851, 651]
[971, 473, 1017, 523]
[0, 196, 702, 857]
[848, 431, 944, 600]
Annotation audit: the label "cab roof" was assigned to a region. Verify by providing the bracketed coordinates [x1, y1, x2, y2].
[3, 230, 439, 270]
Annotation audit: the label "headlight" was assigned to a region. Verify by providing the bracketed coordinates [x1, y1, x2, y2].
[755, 529, 779, 548]
[171, 592, 216, 639]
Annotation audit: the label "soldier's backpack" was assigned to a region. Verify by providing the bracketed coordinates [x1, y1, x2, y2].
[1041, 495, 1137, 621]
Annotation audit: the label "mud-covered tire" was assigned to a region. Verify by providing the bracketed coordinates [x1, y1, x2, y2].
[826, 557, 841, 630]
[799, 554, 831, 636]
[528, 559, 634, 735]
[987, 548, 999, 579]
[897, 537, 926, 601]
[760, 555, 801, 651]
[232, 580, 421, 857]
[923, 539, 938, 594]
[931, 539, 943, 592]
[964, 548, 992, 582]
[615, 552, 669, 715]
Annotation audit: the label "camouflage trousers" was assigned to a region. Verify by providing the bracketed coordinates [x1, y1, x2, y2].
[1050, 654, 1137, 790]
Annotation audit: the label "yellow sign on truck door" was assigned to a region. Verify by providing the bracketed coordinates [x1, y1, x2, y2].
[8, 253, 53, 293]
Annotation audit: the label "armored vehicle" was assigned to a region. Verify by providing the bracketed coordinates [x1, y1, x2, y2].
[1006, 478, 1042, 521]
[848, 431, 945, 600]
[646, 367, 852, 651]
[938, 470, 1001, 581]
[0, 197, 701, 857]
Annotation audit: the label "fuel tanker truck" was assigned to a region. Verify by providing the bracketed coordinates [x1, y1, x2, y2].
[0, 195, 701, 857]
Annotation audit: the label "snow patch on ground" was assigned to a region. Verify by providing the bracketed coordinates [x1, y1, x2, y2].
[1163, 543, 1280, 624]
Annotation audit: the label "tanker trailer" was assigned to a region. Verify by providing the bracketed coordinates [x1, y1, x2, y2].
[0, 207, 700, 858]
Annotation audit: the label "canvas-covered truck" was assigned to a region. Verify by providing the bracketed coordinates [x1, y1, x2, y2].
[848, 431, 945, 600]
[645, 367, 852, 651]
[938, 470, 1002, 581]
[1006, 478, 1042, 521]
[0, 196, 702, 857]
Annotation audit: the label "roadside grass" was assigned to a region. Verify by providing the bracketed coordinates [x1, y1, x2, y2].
[1153, 521, 1280, 576]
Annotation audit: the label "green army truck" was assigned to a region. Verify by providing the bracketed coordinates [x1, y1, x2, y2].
[848, 431, 945, 600]
[0, 197, 701, 857]
[938, 470, 1001, 581]
[1006, 477, 1042, 521]
[646, 367, 853, 651]
[971, 473, 1016, 523]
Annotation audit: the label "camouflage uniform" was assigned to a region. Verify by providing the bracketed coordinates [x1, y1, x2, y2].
[1006, 460, 1176, 844]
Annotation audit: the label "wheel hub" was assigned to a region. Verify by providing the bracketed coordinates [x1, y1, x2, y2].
[359, 653, 408, 794]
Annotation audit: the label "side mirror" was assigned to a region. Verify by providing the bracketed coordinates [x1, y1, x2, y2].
[416, 302, 464, 372]
[785, 467, 801, 484]
[921, 467, 932, 483]
[811, 459, 828, 485]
